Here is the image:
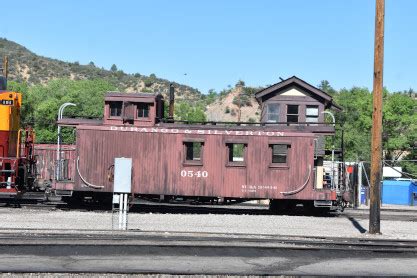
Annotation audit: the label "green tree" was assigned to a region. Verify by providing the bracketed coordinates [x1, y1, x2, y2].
[319, 80, 337, 96]
[110, 64, 118, 72]
[400, 148, 417, 177]
[26, 79, 116, 143]
[383, 92, 417, 160]
[206, 89, 217, 105]
[333, 87, 373, 161]
[174, 101, 206, 122]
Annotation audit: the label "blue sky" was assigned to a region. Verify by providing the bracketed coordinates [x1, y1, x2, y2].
[2, 0, 416, 94]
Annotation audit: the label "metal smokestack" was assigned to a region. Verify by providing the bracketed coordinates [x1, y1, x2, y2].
[168, 83, 175, 120]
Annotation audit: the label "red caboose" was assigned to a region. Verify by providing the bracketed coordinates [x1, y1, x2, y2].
[56, 76, 348, 211]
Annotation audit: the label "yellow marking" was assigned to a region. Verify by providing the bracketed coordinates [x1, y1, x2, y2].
[0, 91, 21, 132]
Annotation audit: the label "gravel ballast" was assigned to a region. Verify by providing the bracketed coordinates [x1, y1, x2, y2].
[1, 207, 416, 240]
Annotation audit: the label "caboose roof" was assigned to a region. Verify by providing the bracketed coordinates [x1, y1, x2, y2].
[105, 92, 158, 103]
[255, 76, 342, 111]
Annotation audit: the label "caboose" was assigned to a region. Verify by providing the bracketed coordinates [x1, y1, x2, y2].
[56, 76, 348, 212]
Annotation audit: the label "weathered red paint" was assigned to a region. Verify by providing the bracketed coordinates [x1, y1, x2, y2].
[55, 90, 340, 202]
[34, 144, 76, 187]
[73, 126, 332, 200]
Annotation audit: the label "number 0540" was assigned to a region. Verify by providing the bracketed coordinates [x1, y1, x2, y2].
[180, 170, 208, 178]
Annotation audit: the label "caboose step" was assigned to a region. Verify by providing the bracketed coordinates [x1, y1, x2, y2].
[314, 200, 333, 208]
[0, 170, 15, 173]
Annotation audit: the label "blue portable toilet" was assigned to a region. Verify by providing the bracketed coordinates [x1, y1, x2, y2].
[382, 180, 417, 206]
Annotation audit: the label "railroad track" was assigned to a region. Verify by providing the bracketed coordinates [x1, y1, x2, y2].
[1, 230, 416, 252]
[0, 230, 416, 275]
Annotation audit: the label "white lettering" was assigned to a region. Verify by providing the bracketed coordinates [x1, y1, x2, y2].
[180, 170, 209, 178]
[108, 126, 286, 137]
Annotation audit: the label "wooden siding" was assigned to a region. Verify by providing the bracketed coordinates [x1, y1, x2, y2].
[34, 144, 76, 185]
[74, 126, 330, 200]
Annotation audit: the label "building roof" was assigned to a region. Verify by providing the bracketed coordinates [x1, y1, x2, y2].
[255, 76, 342, 111]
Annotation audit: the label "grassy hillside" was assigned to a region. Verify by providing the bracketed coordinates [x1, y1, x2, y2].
[0, 38, 268, 122]
[0, 38, 202, 100]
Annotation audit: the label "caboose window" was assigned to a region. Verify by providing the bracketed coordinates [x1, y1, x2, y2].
[270, 144, 290, 164]
[287, 105, 299, 123]
[266, 103, 280, 122]
[184, 141, 204, 164]
[110, 101, 123, 117]
[306, 105, 319, 123]
[137, 103, 150, 118]
[226, 143, 246, 166]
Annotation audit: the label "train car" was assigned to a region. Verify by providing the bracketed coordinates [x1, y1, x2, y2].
[0, 75, 36, 195]
[56, 76, 349, 211]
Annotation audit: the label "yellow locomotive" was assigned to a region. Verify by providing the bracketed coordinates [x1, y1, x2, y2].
[0, 57, 36, 195]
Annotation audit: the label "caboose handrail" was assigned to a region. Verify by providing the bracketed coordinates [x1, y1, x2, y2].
[161, 118, 340, 126]
[76, 156, 104, 189]
[280, 164, 312, 196]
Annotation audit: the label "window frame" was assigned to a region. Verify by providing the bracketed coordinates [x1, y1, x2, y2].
[269, 143, 291, 168]
[225, 141, 247, 167]
[109, 101, 123, 118]
[286, 104, 299, 124]
[183, 138, 205, 166]
[136, 102, 150, 119]
[266, 103, 280, 123]
[306, 105, 319, 125]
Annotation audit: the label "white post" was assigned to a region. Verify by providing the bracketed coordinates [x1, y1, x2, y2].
[118, 194, 123, 230]
[358, 162, 363, 207]
[56, 103, 76, 181]
[331, 149, 335, 190]
[123, 193, 128, 230]
[322, 110, 336, 190]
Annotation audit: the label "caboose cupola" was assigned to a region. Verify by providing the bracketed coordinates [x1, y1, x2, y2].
[103, 92, 159, 127]
[255, 76, 341, 125]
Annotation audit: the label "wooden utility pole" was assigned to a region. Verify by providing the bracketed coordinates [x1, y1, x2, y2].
[369, 0, 385, 234]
